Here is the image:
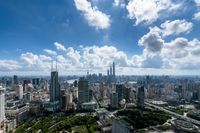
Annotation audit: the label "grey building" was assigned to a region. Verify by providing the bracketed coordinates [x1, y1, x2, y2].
[137, 86, 145, 109]
[50, 71, 60, 102]
[78, 77, 89, 103]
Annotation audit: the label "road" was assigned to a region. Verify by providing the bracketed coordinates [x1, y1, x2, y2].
[145, 101, 200, 126]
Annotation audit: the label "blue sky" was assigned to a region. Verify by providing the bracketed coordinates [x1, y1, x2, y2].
[0, 0, 200, 75]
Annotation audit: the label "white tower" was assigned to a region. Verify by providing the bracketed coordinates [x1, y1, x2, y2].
[0, 86, 5, 130]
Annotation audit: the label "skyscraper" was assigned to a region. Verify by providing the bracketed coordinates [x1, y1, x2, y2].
[13, 75, 18, 85]
[78, 77, 89, 103]
[116, 84, 124, 101]
[110, 66, 112, 76]
[50, 71, 60, 102]
[113, 62, 115, 77]
[15, 84, 23, 100]
[137, 86, 145, 109]
[110, 92, 118, 108]
[0, 86, 5, 130]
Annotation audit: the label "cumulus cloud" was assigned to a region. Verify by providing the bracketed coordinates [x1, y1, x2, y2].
[0, 60, 21, 71]
[195, 0, 200, 6]
[138, 27, 164, 52]
[113, 0, 125, 7]
[2, 37, 200, 74]
[82, 45, 130, 69]
[43, 49, 57, 56]
[20, 52, 52, 71]
[74, 0, 110, 29]
[193, 12, 200, 21]
[160, 19, 193, 37]
[54, 42, 66, 51]
[126, 0, 182, 25]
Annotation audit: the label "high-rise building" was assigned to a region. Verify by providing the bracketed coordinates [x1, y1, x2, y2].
[116, 84, 124, 101]
[32, 78, 40, 88]
[13, 75, 18, 85]
[107, 69, 110, 77]
[110, 92, 118, 108]
[78, 77, 89, 103]
[137, 86, 145, 109]
[113, 62, 115, 77]
[50, 71, 60, 102]
[15, 85, 23, 100]
[0, 86, 5, 130]
[110, 66, 112, 76]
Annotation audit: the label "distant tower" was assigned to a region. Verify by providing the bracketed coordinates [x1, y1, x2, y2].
[110, 66, 112, 76]
[13, 75, 18, 85]
[15, 84, 23, 100]
[78, 77, 89, 103]
[113, 62, 115, 77]
[107, 69, 110, 77]
[137, 86, 145, 109]
[110, 92, 118, 108]
[0, 86, 5, 130]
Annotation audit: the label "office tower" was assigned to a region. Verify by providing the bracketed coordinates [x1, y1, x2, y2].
[107, 69, 110, 77]
[78, 77, 89, 103]
[113, 62, 115, 77]
[116, 84, 124, 101]
[73, 80, 78, 87]
[124, 87, 131, 102]
[110, 66, 112, 76]
[32, 78, 40, 87]
[99, 82, 104, 101]
[0, 86, 5, 130]
[15, 85, 23, 100]
[13, 75, 18, 85]
[110, 92, 118, 108]
[137, 86, 145, 109]
[50, 71, 60, 102]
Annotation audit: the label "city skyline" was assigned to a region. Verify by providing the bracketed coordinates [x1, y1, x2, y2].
[1, 0, 200, 75]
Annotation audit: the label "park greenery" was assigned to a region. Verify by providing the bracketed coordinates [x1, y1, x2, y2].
[167, 106, 188, 115]
[116, 108, 171, 129]
[15, 114, 97, 133]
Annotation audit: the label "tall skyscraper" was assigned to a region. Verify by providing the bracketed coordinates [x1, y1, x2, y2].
[113, 62, 115, 77]
[116, 84, 124, 101]
[13, 75, 18, 85]
[137, 86, 145, 109]
[107, 70, 110, 77]
[110, 66, 113, 76]
[50, 71, 60, 102]
[110, 92, 118, 108]
[0, 86, 5, 130]
[15, 84, 23, 100]
[78, 77, 89, 103]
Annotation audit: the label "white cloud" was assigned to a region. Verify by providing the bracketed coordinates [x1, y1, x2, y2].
[0, 60, 21, 71]
[43, 49, 57, 56]
[113, 0, 125, 7]
[2, 37, 200, 75]
[20, 52, 52, 71]
[82, 45, 130, 69]
[160, 19, 193, 37]
[54, 42, 66, 51]
[195, 0, 200, 6]
[126, 0, 182, 25]
[138, 27, 164, 53]
[74, 0, 110, 29]
[193, 12, 200, 21]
